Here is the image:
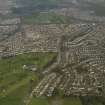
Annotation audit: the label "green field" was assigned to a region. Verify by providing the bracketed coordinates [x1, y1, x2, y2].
[0, 52, 57, 105]
[22, 12, 69, 24]
[0, 52, 104, 105]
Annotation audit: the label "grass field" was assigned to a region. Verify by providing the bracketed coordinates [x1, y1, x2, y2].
[0, 52, 57, 105]
[0, 52, 104, 105]
[22, 12, 69, 24]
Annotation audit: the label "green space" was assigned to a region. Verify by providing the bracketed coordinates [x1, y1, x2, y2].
[29, 96, 82, 105]
[22, 12, 69, 24]
[63, 97, 82, 105]
[0, 52, 56, 105]
[16, 0, 63, 7]
[32, 0, 60, 4]
[29, 97, 49, 105]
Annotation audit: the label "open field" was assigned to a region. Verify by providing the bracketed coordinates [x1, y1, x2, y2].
[22, 12, 69, 24]
[0, 52, 57, 105]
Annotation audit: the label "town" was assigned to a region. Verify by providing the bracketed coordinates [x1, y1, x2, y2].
[0, 17, 105, 98]
[0, 0, 105, 105]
